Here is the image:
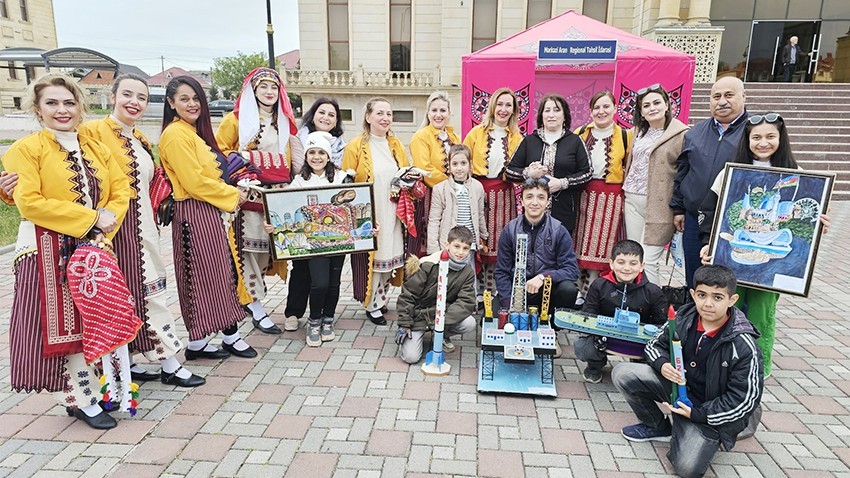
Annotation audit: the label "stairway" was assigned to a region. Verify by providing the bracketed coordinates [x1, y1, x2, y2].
[690, 83, 850, 201]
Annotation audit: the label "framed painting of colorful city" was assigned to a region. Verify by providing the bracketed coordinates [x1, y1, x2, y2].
[261, 182, 377, 261]
[707, 164, 834, 297]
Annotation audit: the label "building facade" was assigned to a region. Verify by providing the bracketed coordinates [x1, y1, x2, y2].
[0, 0, 57, 111]
[286, 0, 847, 142]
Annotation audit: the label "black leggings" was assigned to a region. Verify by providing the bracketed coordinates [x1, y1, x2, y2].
[284, 256, 345, 320]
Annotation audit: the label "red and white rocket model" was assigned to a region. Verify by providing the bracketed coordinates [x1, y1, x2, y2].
[422, 249, 451, 376]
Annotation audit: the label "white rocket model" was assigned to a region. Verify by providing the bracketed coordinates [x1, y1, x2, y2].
[422, 249, 451, 376]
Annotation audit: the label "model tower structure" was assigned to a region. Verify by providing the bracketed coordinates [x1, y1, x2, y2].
[511, 233, 528, 313]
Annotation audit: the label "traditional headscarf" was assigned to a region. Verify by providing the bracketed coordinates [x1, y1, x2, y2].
[233, 67, 298, 154]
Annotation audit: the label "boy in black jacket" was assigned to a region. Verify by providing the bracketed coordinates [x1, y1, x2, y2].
[575, 240, 667, 383]
[612, 265, 763, 478]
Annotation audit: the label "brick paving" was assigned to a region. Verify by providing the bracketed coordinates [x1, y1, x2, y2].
[0, 204, 848, 477]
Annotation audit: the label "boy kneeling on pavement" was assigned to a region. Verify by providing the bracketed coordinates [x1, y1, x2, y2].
[396, 226, 477, 364]
[612, 265, 763, 478]
[574, 240, 667, 383]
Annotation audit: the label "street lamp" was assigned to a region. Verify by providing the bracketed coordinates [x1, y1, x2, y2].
[266, 0, 276, 69]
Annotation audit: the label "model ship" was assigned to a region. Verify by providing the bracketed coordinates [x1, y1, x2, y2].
[553, 284, 656, 345]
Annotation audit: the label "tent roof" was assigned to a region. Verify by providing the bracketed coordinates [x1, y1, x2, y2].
[466, 10, 692, 61]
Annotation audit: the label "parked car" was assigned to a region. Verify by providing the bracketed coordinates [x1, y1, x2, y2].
[209, 100, 235, 116]
[142, 87, 166, 118]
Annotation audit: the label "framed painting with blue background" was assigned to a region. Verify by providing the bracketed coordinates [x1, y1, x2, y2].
[708, 164, 833, 297]
[260, 183, 377, 261]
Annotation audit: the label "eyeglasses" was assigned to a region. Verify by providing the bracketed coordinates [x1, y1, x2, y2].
[637, 84, 664, 96]
[524, 177, 550, 186]
[747, 113, 783, 125]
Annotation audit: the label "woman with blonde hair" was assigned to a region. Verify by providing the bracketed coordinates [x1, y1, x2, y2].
[3, 74, 132, 429]
[408, 91, 460, 257]
[342, 97, 411, 325]
[463, 87, 523, 294]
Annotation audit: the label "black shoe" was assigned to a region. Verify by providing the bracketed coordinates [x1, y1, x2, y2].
[367, 310, 387, 326]
[252, 316, 282, 334]
[185, 345, 231, 361]
[161, 368, 206, 387]
[380, 306, 389, 314]
[221, 340, 258, 358]
[66, 407, 118, 430]
[130, 368, 160, 382]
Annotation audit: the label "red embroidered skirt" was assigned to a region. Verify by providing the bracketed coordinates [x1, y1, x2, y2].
[478, 178, 517, 265]
[574, 179, 625, 270]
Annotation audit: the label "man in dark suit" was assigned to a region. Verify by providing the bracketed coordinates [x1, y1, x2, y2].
[781, 36, 809, 82]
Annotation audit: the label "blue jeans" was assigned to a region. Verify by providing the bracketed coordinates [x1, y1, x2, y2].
[612, 362, 721, 478]
[683, 212, 703, 289]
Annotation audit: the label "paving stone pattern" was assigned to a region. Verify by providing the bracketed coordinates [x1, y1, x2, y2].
[0, 204, 849, 477]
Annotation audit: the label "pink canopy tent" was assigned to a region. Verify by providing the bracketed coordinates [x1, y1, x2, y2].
[461, 10, 695, 136]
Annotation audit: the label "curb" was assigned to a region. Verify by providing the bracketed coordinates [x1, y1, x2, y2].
[0, 244, 15, 255]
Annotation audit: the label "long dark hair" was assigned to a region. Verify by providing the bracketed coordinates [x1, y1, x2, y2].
[162, 76, 222, 155]
[536, 94, 570, 132]
[734, 113, 797, 169]
[300, 149, 337, 183]
[633, 85, 673, 138]
[301, 97, 344, 137]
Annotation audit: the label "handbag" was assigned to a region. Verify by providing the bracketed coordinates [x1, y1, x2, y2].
[662, 245, 689, 311]
[150, 167, 175, 226]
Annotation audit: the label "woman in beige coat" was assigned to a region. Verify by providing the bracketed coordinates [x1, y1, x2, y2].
[622, 85, 689, 283]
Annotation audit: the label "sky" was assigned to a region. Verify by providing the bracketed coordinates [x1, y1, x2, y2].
[53, 0, 301, 76]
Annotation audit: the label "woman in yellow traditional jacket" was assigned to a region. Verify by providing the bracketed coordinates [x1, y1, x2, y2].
[408, 92, 460, 257]
[3, 74, 132, 430]
[573, 91, 634, 297]
[342, 97, 409, 325]
[215, 67, 300, 335]
[159, 76, 257, 360]
[79, 74, 205, 388]
[463, 87, 523, 295]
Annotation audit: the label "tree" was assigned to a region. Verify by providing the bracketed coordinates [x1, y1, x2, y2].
[209, 87, 220, 101]
[211, 51, 267, 99]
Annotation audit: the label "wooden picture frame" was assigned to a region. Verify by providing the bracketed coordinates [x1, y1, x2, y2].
[260, 182, 377, 261]
[707, 164, 834, 297]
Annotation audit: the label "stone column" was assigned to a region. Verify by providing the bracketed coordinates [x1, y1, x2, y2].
[835, 28, 850, 83]
[687, 0, 712, 25]
[656, 0, 682, 26]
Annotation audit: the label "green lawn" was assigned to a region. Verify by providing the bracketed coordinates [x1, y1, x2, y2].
[0, 203, 19, 246]
[0, 162, 19, 246]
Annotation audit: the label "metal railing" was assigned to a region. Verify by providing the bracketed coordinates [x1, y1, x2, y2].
[284, 66, 438, 89]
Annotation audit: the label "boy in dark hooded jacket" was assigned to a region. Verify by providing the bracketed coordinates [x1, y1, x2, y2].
[575, 240, 667, 383]
[396, 226, 477, 364]
[612, 265, 763, 478]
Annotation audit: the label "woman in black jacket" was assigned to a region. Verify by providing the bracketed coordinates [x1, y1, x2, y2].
[505, 94, 591, 233]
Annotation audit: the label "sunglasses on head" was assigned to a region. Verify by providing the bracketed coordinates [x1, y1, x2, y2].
[747, 113, 782, 125]
[524, 177, 550, 186]
[637, 84, 664, 96]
